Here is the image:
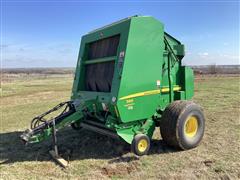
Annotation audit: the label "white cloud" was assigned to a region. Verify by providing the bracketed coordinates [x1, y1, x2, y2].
[198, 52, 209, 56]
[183, 52, 240, 65]
[2, 42, 78, 68]
[219, 54, 240, 60]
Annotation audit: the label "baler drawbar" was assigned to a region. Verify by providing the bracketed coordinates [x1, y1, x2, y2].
[21, 101, 76, 144]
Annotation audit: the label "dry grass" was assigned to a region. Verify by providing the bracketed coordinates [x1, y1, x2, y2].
[0, 74, 240, 179]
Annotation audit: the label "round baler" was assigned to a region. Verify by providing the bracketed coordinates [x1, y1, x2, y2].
[21, 16, 205, 158]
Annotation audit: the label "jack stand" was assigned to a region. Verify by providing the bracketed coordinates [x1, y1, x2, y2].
[49, 119, 68, 168]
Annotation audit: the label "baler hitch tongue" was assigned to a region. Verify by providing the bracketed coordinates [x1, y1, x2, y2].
[20, 101, 76, 144]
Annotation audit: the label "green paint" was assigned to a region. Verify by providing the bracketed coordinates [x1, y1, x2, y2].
[116, 127, 135, 144]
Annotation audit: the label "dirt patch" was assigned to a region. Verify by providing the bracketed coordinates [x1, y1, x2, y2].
[101, 159, 141, 177]
[203, 160, 215, 167]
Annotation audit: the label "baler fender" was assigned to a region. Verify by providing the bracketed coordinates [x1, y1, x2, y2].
[116, 118, 156, 144]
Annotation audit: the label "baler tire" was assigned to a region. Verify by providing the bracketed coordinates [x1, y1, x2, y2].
[71, 122, 82, 130]
[131, 134, 150, 156]
[160, 100, 205, 150]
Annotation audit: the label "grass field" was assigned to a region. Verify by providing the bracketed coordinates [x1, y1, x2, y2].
[0, 74, 240, 179]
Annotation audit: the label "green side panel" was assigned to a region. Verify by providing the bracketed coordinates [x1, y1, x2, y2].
[117, 17, 164, 123]
[116, 127, 135, 144]
[183, 66, 194, 99]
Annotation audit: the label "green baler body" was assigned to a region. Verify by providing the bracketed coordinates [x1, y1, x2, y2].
[22, 16, 194, 145]
[70, 16, 194, 143]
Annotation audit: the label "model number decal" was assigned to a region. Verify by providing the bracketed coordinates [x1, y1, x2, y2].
[125, 99, 134, 110]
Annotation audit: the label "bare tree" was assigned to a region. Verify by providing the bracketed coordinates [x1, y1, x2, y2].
[208, 64, 217, 74]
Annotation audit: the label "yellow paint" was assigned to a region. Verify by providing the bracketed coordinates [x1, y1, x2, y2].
[161, 86, 181, 93]
[184, 116, 198, 137]
[124, 103, 135, 107]
[119, 89, 160, 100]
[126, 99, 134, 103]
[137, 139, 148, 153]
[114, 106, 119, 117]
[127, 106, 133, 110]
[119, 86, 181, 100]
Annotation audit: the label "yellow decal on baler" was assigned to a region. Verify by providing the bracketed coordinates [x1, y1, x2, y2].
[126, 99, 134, 103]
[125, 99, 135, 110]
[119, 86, 181, 100]
[161, 86, 181, 93]
[124, 103, 135, 107]
[114, 106, 120, 117]
[119, 89, 160, 100]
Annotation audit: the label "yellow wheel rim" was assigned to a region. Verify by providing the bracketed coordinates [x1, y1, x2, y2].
[137, 139, 148, 153]
[184, 116, 198, 137]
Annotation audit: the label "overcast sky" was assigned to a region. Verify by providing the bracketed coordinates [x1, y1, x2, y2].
[1, 1, 239, 68]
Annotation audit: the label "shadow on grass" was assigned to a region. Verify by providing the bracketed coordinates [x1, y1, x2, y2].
[0, 128, 177, 165]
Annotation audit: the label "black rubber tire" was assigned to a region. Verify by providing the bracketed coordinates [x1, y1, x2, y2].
[131, 134, 150, 156]
[71, 121, 82, 130]
[160, 100, 205, 150]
